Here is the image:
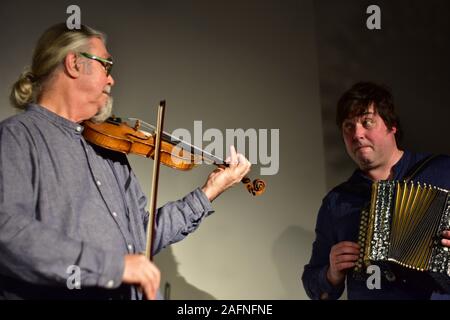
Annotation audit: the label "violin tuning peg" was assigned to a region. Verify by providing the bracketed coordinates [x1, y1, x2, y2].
[134, 120, 141, 131]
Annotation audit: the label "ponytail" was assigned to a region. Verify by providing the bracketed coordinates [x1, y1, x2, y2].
[10, 70, 37, 109]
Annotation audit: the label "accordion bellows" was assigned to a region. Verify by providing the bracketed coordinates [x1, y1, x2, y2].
[355, 180, 450, 292]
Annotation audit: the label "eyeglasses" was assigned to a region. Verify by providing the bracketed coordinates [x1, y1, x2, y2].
[79, 52, 113, 76]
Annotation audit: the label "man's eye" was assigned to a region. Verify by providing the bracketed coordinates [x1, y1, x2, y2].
[343, 123, 352, 130]
[363, 119, 374, 128]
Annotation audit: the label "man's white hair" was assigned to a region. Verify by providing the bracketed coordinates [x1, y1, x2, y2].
[10, 23, 106, 109]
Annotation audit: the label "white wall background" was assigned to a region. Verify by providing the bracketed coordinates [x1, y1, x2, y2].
[0, 0, 327, 299]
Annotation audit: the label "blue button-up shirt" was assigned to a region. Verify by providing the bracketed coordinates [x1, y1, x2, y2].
[0, 104, 214, 299]
[302, 150, 450, 300]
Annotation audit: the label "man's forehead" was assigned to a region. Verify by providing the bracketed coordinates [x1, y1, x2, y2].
[89, 37, 111, 57]
[344, 105, 376, 122]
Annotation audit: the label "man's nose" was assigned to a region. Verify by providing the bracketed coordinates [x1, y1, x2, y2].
[352, 124, 366, 140]
[108, 74, 115, 86]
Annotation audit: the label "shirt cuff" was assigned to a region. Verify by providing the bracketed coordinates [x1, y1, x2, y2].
[318, 265, 345, 300]
[77, 243, 125, 290]
[98, 250, 125, 289]
[191, 187, 215, 217]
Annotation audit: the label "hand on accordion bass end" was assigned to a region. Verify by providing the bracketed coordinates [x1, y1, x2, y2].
[327, 241, 360, 287]
[441, 230, 450, 247]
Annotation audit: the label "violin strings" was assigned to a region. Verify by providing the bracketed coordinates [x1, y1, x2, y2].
[127, 118, 224, 165]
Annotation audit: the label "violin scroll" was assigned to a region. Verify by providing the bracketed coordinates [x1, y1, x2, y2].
[242, 177, 266, 196]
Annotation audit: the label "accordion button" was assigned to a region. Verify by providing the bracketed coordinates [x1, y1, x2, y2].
[384, 270, 396, 282]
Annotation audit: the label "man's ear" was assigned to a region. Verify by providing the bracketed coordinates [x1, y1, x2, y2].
[64, 52, 81, 78]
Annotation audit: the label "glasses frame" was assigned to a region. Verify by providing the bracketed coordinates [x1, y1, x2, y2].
[79, 52, 113, 76]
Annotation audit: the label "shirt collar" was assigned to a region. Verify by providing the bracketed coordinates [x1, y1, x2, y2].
[351, 150, 411, 183]
[27, 104, 85, 135]
[391, 150, 411, 180]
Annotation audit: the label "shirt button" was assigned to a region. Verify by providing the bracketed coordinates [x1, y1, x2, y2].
[96, 180, 102, 186]
[112, 212, 117, 217]
[320, 292, 329, 300]
[76, 126, 82, 132]
[106, 280, 114, 288]
[127, 244, 133, 251]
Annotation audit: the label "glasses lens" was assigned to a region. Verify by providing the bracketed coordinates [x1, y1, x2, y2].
[106, 63, 112, 76]
[80, 53, 113, 76]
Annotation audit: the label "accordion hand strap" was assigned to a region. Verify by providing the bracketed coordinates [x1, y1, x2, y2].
[403, 154, 439, 183]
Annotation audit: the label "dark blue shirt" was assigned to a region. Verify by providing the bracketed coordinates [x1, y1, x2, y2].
[302, 150, 450, 300]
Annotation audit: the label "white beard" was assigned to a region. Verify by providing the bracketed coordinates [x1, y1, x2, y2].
[91, 96, 113, 123]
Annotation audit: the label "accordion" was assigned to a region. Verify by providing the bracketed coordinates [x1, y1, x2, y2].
[354, 180, 450, 291]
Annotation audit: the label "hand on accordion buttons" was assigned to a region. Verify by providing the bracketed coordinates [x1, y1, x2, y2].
[442, 230, 450, 247]
[327, 241, 360, 287]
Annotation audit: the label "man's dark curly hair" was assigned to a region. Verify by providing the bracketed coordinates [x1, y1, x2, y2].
[336, 81, 402, 145]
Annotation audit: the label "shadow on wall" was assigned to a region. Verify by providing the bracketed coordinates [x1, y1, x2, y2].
[155, 246, 216, 300]
[272, 225, 315, 299]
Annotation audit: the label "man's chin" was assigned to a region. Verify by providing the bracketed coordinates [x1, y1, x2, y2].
[357, 157, 375, 170]
[90, 97, 113, 123]
[352, 152, 372, 168]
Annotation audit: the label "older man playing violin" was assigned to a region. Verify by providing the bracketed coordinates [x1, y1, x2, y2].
[0, 23, 251, 300]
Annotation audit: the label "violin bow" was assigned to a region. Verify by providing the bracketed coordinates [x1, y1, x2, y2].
[145, 101, 166, 261]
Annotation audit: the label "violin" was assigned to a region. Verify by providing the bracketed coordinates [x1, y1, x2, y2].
[82, 116, 266, 196]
